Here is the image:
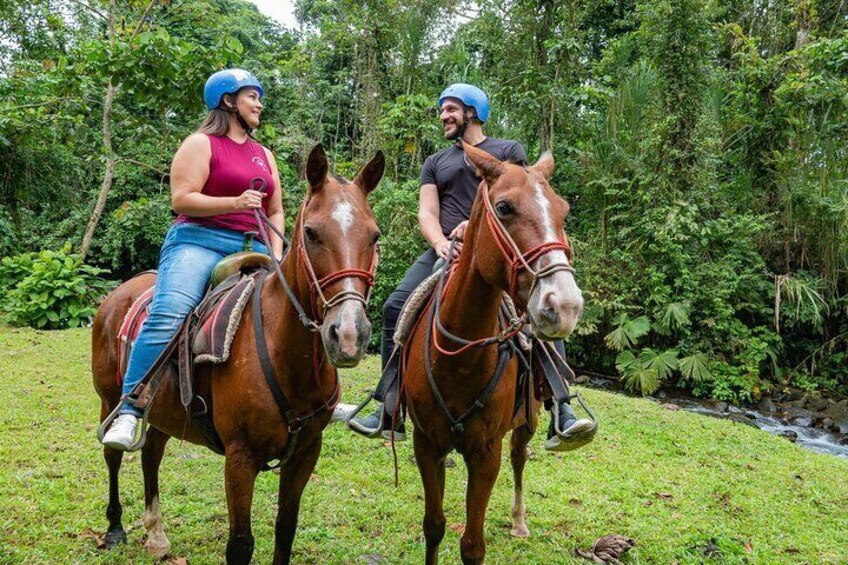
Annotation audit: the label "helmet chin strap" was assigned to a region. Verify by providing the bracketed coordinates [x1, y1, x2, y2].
[221, 98, 254, 136]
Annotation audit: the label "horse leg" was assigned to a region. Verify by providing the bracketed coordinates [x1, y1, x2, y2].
[103, 444, 127, 548]
[414, 429, 447, 565]
[224, 447, 261, 565]
[272, 437, 323, 565]
[509, 427, 533, 538]
[460, 443, 502, 565]
[141, 427, 171, 558]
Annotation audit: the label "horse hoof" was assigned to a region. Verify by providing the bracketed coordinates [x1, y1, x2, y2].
[510, 525, 530, 539]
[144, 534, 171, 559]
[104, 529, 127, 549]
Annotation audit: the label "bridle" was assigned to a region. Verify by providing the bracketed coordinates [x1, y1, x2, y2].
[250, 177, 379, 331]
[480, 179, 575, 305]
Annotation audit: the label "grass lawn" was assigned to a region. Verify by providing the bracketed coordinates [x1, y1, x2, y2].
[1, 322, 847, 564]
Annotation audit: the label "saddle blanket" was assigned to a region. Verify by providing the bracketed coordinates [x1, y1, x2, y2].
[116, 275, 255, 383]
[393, 268, 529, 351]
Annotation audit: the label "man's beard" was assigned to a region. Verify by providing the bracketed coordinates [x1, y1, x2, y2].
[445, 119, 467, 141]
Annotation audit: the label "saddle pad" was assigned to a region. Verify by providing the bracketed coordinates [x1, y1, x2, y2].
[392, 269, 531, 351]
[116, 286, 155, 383]
[393, 270, 442, 346]
[193, 276, 255, 364]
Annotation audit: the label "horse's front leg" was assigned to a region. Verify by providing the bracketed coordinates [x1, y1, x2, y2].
[509, 426, 533, 538]
[142, 427, 172, 557]
[460, 441, 503, 565]
[272, 434, 323, 565]
[224, 444, 262, 565]
[414, 428, 448, 565]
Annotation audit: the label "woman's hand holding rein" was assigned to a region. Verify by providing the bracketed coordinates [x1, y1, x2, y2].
[235, 189, 267, 210]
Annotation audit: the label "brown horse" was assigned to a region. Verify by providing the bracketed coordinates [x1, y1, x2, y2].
[91, 144, 384, 564]
[402, 143, 583, 565]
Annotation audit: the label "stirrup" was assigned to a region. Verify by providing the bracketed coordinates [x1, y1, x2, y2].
[345, 391, 386, 439]
[97, 395, 150, 452]
[551, 391, 598, 441]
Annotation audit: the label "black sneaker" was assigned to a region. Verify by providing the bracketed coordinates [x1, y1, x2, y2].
[348, 404, 407, 441]
[545, 401, 596, 452]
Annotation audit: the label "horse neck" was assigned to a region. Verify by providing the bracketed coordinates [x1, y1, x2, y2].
[437, 199, 504, 351]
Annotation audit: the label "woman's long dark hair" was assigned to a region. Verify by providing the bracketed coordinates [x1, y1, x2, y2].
[196, 108, 232, 136]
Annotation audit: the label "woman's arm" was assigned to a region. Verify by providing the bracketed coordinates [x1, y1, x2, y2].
[263, 146, 285, 259]
[170, 134, 265, 216]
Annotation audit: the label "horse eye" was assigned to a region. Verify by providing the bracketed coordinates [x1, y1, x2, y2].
[372, 231, 381, 245]
[495, 201, 513, 217]
[304, 226, 320, 243]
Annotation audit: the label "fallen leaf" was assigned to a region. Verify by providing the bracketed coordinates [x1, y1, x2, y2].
[78, 528, 106, 549]
[654, 492, 673, 499]
[449, 523, 465, 535]
[661, 403, 681, 411]
[569, 498, 583, 506]
[744, 539, 753, 552]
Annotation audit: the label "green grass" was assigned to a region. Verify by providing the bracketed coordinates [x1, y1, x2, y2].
[1, 323, 847, 564]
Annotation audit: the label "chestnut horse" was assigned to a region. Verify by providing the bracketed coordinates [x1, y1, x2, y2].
[91, 145, 384, 564]
[403, 143, 583, 564]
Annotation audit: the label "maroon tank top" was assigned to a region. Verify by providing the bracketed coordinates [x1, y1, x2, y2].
[177, 134, 276, 235]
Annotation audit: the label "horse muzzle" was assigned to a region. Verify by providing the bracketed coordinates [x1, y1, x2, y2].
[320, 300, 371, 368]
[526, 271, 583, 340]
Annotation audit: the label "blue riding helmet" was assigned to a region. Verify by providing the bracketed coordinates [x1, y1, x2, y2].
[438, 83, 490, 123]
[204, 69, 264, 111]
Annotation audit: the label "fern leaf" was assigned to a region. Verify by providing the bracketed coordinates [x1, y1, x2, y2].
[678, 352, 712, 382]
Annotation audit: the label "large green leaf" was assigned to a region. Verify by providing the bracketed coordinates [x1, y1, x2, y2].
[678, 352, 712, 382]
[605, 315, 651, 351]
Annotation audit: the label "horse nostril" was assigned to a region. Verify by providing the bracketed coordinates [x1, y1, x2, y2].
[328, 321, 340, 342]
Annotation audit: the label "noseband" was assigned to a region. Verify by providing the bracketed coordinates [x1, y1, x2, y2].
[481, 181, 575, 305]
[296, 214, 378, 323]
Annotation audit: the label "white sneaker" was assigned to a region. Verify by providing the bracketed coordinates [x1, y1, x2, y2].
[101, 414, 139, 451]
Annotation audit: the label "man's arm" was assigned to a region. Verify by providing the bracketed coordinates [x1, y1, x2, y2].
[418, 183, 452, 259]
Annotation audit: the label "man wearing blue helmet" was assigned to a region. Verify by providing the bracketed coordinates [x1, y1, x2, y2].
[349, 84, 595, 452]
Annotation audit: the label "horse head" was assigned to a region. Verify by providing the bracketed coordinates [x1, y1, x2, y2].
[298, 144, 384, 367]
[463, 143, 583, 340]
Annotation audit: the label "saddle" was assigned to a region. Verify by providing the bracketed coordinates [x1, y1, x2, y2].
[116, 260, 268, 453]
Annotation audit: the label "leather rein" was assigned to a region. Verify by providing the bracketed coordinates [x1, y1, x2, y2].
[420, 178, 575, 436]
[250, 177, 378, 468]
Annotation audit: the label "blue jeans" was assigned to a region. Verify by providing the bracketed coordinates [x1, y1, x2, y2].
[120, 223, 269, 415]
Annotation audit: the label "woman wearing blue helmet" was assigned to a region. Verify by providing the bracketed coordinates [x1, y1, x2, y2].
[101, 69, 285, 450]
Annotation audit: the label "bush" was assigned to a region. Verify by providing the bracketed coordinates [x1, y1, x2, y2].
[0, 243, 115, 329]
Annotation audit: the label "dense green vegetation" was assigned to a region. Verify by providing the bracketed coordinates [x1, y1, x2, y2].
[1, 322, 847, 563]
[1, 0, 846, 401]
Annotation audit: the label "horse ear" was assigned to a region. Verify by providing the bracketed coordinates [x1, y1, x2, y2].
[306, 143, 329, 192]
[354, 150, 385, 194]
[463, 142, 505, 184]
[532, 151, 555, 179]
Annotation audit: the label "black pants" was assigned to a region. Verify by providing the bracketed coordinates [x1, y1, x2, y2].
[380, 248, 439, 369]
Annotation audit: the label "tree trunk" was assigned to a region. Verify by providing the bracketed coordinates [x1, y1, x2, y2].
[79, 80, 117, 260]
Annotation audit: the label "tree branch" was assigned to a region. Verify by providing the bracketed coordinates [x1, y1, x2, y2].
[1, 98, 73, 111]
[118, 158, 166, 177]
[70, 0, 108, 21]
[129, 0, 159, 41]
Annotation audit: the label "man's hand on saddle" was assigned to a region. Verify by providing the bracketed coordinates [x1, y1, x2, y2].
[437, 220, 468, 260]
[235, 189, 267, 210]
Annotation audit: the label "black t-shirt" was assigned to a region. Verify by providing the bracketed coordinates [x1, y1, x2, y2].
[420, 137, 527, 236]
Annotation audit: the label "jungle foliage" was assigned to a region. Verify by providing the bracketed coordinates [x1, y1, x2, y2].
[1, 0, 846, 401]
